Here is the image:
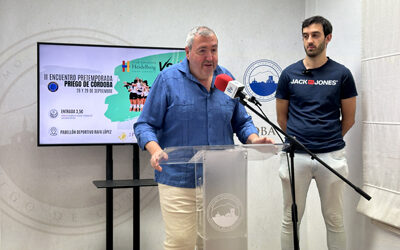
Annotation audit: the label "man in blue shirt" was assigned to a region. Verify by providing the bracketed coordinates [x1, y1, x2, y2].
[134, 26, 273, 250]
[275, 16, 357, 250]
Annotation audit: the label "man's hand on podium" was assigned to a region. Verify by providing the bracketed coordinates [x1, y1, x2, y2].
[247, 133, 274, 144]
[151, 149, 168, 172]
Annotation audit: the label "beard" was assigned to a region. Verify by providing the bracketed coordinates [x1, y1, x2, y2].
[304, 40, 326, 57]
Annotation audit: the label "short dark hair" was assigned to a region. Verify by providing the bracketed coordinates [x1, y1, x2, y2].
[302, 16, 332, 37]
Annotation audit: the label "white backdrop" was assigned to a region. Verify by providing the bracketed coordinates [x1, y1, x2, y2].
[1, 0, 398, 249]
[0, 1, 303, 249]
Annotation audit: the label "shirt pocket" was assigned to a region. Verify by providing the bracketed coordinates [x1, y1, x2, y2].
[215, 99, 235, 123]
[168, 100, 194, 121]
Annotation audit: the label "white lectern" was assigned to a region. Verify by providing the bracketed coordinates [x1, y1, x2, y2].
[161, 144, 282, 250]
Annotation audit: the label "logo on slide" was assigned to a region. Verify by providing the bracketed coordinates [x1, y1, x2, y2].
[48, 81, 59, 92]
[49, 127, 58, 136]
[243, 59, 282, 102]
[49, 109, 58, 118]
[122, 60, 130, 72]
[207, 193, 243, 232]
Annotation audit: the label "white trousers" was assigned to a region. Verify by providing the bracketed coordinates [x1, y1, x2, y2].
[279, 148, 349, 250]
[158, 183, 197, 250]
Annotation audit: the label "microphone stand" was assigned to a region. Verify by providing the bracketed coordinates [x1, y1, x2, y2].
[240, 99, 371, 250]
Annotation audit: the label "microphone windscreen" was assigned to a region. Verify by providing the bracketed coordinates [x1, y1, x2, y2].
[214, 74, 233, 92]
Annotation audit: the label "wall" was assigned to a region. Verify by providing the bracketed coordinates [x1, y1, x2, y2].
[0, 0, 304, 249]
[1, 0, 398, 249]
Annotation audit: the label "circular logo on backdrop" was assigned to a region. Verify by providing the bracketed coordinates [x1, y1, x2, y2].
[207, 193, 243, 232]
[243, 59, 282, 102]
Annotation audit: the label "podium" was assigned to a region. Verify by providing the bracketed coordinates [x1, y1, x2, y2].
[161, 144, 283, 250]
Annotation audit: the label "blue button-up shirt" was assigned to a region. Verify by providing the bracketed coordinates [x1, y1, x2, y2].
[134, 58, 258, 188]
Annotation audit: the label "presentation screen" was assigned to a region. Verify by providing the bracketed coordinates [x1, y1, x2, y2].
[37, 42, 186, 146]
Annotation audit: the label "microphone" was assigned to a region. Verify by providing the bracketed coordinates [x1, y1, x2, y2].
[214, 73, 231, 94]
[215, 74, 261, 106]
[302, 69, 312, 76]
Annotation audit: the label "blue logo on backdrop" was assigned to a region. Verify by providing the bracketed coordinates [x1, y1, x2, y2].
[243, 60, 282, 102]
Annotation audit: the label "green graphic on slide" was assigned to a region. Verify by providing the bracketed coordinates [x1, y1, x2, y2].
[104, 51, 186, 122]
